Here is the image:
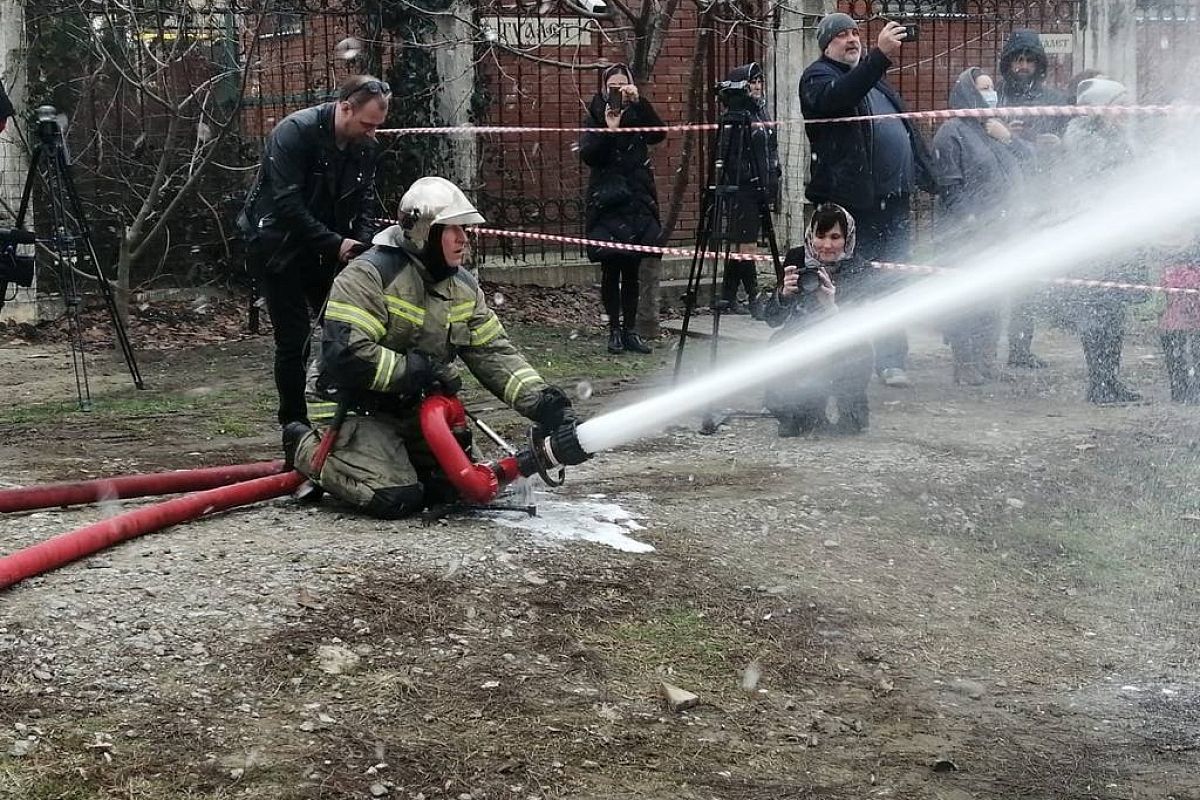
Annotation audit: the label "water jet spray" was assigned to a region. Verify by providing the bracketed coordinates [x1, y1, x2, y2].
[572, 146, 1200, 456]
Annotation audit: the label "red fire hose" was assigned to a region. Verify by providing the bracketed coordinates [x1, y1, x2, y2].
[0, 398, 530, 590]
[0, 471, 306, 590]
[419, 394, 507, 505]
[0, 461, 286, 513]
[0, 407, 347, 591]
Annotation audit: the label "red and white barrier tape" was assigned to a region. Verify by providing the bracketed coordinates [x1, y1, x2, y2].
[466, 224, 1200, 297]
[377, 104, 1199, 136]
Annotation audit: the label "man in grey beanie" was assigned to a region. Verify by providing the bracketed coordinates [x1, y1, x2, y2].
[799, 15, 936, 388]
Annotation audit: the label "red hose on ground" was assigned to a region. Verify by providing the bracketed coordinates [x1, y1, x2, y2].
[419, 395, 502, 505]
[0, 461, 286, 514]
[0, 471, 306, 590]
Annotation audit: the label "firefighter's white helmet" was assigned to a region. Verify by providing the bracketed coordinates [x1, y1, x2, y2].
[397, 177, 484, 249]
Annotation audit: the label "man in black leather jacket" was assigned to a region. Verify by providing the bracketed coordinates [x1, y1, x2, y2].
[800, 14, 936, 388]
[239, 75, 388, 428]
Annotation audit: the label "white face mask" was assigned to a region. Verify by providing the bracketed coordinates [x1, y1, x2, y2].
[979, 89, 999, 108]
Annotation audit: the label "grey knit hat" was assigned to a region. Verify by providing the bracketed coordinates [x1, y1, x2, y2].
[817, 13, 858, 52]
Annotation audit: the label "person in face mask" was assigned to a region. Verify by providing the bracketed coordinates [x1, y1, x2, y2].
[931, 67, 1034, 385]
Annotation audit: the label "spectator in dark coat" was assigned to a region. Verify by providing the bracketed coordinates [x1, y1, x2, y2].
[998, 29, 1068, 140]
[763, 204, 874, 437]
[579, 63, 665, 356]
[998, 29, 1067, 368]
[932, 67, 1033, 385]
[799, 13, 937, 389]
[716, 61, 780, 316]
[238, 75, 388, 430]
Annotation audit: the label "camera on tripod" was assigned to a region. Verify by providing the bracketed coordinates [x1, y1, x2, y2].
[34, 104, 64, 146]
[0, 228, 36, 288]
[715, 79, 759, 116]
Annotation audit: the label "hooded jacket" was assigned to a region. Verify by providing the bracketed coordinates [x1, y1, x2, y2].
[239, 102, 383, 274]
[997, 30, 1066, 136]
[723, 62, 781, 203]
[1062, 82, 1133, 178]
[578, 64, 666, 262]
[799, 50, 937, 210]
[931, 67, 1032, 231]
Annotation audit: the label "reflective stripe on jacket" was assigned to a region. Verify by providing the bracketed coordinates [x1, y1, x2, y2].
[317, 229, 548, 418]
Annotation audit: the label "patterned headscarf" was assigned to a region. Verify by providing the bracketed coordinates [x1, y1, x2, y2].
[803, 203, 857, 269]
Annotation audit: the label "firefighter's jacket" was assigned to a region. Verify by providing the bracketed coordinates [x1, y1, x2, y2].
[312, 226, 547, 420]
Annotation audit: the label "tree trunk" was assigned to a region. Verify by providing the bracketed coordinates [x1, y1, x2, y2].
[661, 19, 710, 241]
[636, 256, 661, 339]
[115, 227, 132, 326]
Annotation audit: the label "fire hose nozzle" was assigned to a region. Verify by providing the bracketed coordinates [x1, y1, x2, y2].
[513, 421, 591, 487]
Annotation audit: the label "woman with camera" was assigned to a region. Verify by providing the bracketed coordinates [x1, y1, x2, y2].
[578, 64, 666, 355]
[762, 204, 874, 436]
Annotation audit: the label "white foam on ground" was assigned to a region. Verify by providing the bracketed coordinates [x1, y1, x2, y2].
[493, 495, 654, 553]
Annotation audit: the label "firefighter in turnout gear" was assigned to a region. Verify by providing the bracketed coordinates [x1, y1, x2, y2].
[288, 177, 580, 518]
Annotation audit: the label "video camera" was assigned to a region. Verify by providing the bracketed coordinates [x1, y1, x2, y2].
[715, 79, 760, 116]
[0, 228, 36, 288]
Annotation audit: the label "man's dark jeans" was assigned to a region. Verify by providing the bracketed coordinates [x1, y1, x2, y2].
[847, 194, 913, 373]
[256, 254, 337, 427]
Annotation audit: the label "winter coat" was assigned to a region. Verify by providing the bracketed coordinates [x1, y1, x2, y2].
[799, 51, 937, 211]
[763, 247, 872, 332]
[997, 30, 1067, 138]
[239, 102, 383, 274]
[1161, 264, 1200, 331]
[761, 246, 874, 418]
[932, 68, 1032, 235]
[1055, 116, 1145, 302]
[578, 93, 665, 262]
[311, 226, 549, 422]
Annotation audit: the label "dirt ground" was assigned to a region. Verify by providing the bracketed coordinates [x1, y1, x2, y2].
[1, 301, 1199, 800]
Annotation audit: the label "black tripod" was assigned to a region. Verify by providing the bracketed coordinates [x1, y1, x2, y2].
[11, 105, 143, 409]
[672, 95, 783, 432]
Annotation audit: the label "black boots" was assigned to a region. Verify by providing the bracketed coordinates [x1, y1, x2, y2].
[835, 395, 869, 434]
[623, 330, 652, 354]
[607, 328, 624, 354]
[950, 336, 987, 386]
[282, 421, 312, 469]
[1161, 333, 1200, 403]
[610, 328, 651, 355]
[1082, 331, 1141, 405]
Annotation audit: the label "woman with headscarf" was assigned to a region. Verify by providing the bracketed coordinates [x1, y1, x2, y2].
[931, 66, 1032, 385]
[762, 204, 873, 436]
[578, 64, 666, 355]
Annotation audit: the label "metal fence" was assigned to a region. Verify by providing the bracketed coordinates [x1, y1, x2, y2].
[19, 0, 1111, 290]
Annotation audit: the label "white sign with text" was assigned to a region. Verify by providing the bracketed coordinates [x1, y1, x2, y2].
[483, 16, 594, 48]
[1039, 33, 1074, 54]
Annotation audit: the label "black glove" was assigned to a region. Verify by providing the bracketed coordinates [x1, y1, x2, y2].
[404, 351, 462, 396]
[532, 385, 577, 430]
